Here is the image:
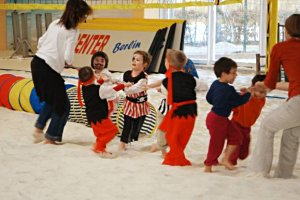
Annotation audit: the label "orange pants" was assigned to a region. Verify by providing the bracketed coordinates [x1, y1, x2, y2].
[162, 115, 195, 166]
[91, 119, 118, 153]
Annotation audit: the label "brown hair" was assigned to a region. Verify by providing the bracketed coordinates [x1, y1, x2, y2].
[91, 51, 109, 69]
[285, 14, 300, 39]
[251, 74, 266, 86]
[166, 49, 187, 69]
[59, 0, 93, 30]
[214, 57, 237, 78]
[78, 66, 94, 83]
[133, 50, 152, 68]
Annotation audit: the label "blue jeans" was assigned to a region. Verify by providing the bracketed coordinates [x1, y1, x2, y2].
[35, 98, 70, 142]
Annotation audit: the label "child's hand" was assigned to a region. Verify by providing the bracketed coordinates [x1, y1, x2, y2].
[255, 81, 265, 88]
[124, 82, 133, 88]
[112, 79, 122, 84]
[249, 86, 255, 96]
[100, 74, 110, 82]
[144, 72, 149, 79]
[140, 85, 149, 91]
[255, 81, 271, 93]
[239, 87, 250, 95]
[252, 85, 267, 98]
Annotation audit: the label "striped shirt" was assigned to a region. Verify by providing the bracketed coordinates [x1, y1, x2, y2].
[123, 70, 150, 118]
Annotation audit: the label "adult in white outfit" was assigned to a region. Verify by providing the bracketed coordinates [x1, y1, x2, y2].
[31, 0, 92, 144]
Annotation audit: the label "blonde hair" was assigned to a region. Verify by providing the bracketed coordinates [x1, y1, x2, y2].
[166, 49, 187, 69]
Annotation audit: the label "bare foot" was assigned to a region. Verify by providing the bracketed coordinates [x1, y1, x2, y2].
[204, 165, 212, 173]
[161, 149, 166, 159]
[150, 143, 159, 152]
[33, 128, 44, 143]
[118, 142, 126, 152]
[99, 151, 118, 159]
[43, 139, 58, 145]
[220, 159, 236, 170]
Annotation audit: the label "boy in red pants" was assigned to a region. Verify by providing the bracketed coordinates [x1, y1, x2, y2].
[204, 57, 251, 172]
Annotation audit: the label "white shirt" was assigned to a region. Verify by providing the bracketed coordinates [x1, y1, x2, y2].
[97, 69, 116, 101]
[36, 19, 79, 74]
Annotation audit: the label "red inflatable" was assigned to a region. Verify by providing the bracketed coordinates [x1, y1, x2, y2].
[0, 75, 24, 109]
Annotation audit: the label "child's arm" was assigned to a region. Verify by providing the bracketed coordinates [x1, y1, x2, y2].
[147, 79, 163, 89]
[229, 87, 251, 107]
[112, 73, 125, 84]
[99, 82, 132, 99]
[124, 78, 147, 95]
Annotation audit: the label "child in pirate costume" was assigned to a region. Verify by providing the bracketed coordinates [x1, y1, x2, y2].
[118, 50, 152, 151]
[78, 66, 131, 158]
[91, 51, 120, 116]
[91, 51, 109, 76]
[158, 49, 203, 166]
[148, 62, 207, 158]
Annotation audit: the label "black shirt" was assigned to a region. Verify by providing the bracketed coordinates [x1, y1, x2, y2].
[82, 84, 108, 124]
[162, 71, 197, 118]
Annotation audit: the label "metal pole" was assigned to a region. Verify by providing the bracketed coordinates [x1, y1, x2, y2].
[35, 14, 43, 40]
[259, 0, 267, 56]
[243, 0, 248, 52]
[207, 5, 216, 65]
[20, 12, 29, 57]
[11, 11, 22, 55]
[45, 13, 52, 30]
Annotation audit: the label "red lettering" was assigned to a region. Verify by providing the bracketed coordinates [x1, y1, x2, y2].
[98, 35, 110, 51]
[91, 35, 104, 55]
[80, 34, 92, 54]
[76, 34, 111, 55]
[75, 33, 84, 53]
[86, 35, 99, 55]
[77, 34, 88, 54]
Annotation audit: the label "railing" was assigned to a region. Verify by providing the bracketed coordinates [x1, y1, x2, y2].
[255, 22, 288, 82]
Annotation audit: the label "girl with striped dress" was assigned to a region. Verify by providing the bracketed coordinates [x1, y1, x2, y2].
[118, 50, 152, 151]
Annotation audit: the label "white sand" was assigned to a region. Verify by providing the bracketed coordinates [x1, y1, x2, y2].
[0, 57, 299, 200]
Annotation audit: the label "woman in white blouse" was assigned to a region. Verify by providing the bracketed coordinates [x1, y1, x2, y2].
[31, 0, 92, 144]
